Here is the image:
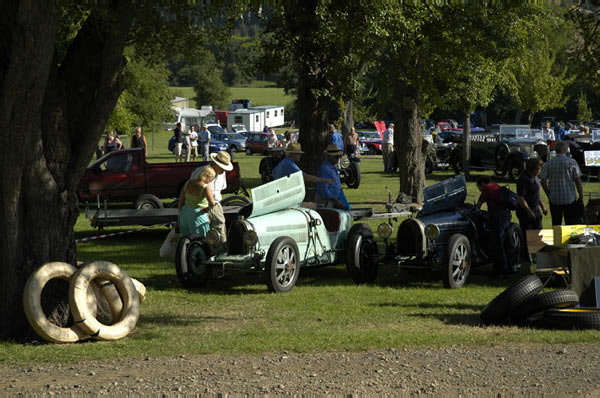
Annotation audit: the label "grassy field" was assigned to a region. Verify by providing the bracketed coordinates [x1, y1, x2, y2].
[2, 131, 599, 364]
[169, 85, 295, 109]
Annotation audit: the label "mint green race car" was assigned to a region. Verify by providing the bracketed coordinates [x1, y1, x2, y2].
[175, 171, 379, 292]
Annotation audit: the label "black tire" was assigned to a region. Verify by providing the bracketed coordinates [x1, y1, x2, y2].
[345, 162, 361, 189]
[245, 147, 252, 156]
[450, 151, 462, 175]
[229, 145, 237, 153]
[508, 156, 523, 181]
[368, 146, 376, 155]
[504, 223, 523, 274]
[264, 237, 300, 293]
[167, 199, 179, 208]
[220, 195, 251, 207]
[494, 142, 510, 174]
[346, 224, 379, 284]
[175, 234, 213, 289]
[425, 157, 434, 175]
[480, 275, 543, 325]
[443, 234, 471, 289]
[543, 308, 600, 330]
[133, 194, 163, 210]
[511, 289, 579, 324]
[259, 158, 273, 184]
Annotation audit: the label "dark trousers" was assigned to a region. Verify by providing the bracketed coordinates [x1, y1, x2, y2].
[517, 211, 543, 260]
[489, 208, 512, 275]
[549, 199, 584, 226]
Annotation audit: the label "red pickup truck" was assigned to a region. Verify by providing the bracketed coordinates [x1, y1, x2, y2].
[78, 148, 243, 208]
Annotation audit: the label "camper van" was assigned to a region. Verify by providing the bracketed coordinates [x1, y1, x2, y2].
[227, 109, 265, 132]
[249, 106, 285, 128]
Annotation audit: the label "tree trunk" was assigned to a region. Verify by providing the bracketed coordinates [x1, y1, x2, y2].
[0, 2, 135, 341]
[394, 84, 425, 203]
[513, 109, 523, 124]
[341, 99, 354, 138]
[461, 109, 472, 181]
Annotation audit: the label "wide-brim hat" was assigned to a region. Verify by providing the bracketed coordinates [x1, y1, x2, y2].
[286, 142, 304, 154]
[210, 151, 233, 171]
[324, 144, 343, 156]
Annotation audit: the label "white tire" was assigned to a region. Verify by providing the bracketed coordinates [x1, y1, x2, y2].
[23, 262, 89, 343]
[69, 261, 140, 341]
[94, 278, 124, 323]
[131, 278, 147, 304]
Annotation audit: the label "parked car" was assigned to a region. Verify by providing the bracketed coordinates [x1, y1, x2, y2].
[357, 131, 382, 155]
[245, 132, 279, 155]
[450, 125, 548, 181]
[368, 175, 524, 289]
[212, 132, 246, 152]
[78, 148, 242, 209]
[564, 130, 600, 180]
[175, 172, 375, 292]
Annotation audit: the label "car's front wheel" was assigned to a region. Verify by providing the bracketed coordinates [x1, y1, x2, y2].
[504, 223, 523, 273]
[508, 157, 523, 181]
[450, 152, 463, 175]
[368, 146, 376, 155]
[443, 234, 471, 289]
[259, 158, 274, 184]
[175, 235, 213, 289]
[344, 161, 361, 189]
[346, 224, 378, 284]
[264, 237, 300, 293]
[245, 147, 252, 156]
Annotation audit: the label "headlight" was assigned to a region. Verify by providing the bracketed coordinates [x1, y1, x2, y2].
[377, 223, 393, 239]
[424, 224, 440, 239]
[340, 157, 350, 169]
[243, 230, 259, 247]
[206, 229, 221, 246]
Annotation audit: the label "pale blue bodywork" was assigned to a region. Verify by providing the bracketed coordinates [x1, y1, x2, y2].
[207, 171, 354, 270]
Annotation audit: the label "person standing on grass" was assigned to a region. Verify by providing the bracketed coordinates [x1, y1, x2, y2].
[199, 124, 211, 161]
[539, 140, 584, 226]
[173, 122, 184, 162]
[130, 127, 147, 157]
[382, 123, 394, 172]
[476, 176, 512, 278]
[326, 124, 344, 152]
[345, 127, 360, 158]
[188, 125, 199, 161]
[517, 158, 548, 259]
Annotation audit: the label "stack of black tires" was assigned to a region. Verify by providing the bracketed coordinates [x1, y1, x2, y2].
[481, 275, 600, 329]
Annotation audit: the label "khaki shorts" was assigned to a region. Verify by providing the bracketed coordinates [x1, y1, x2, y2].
[209, 202, 227, 243]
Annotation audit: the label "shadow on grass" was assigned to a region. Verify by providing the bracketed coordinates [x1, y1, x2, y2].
[405, 312, 481, 326]
[138, 313, 239, 327]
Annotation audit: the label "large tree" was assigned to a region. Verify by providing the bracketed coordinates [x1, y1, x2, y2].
[0, 1, 241, 341]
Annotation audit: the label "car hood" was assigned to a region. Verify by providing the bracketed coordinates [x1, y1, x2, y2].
[248, 171, 305, 218]
[420, 174, 467, 216]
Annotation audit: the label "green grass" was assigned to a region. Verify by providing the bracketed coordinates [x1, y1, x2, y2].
[169, 86, 295, 109]
[3, 138, 600, 365]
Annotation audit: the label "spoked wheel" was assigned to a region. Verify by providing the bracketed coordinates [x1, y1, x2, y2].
[264, 237, 300, 293]
[443, 234, 471, 289]
[504, 223, 523, 273]
[259, 158, 273, 183]
[494, 143, 509, 176]
[346, 224, 379, 284]
[344, 161, 361, 189]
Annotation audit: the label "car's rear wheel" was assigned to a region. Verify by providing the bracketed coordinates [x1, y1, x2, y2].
[494, 143, 510, 175]
[134, 194, 163, 210]
[425, 156, 434, 175]
[368, 146, 376, 155]
[346, 224, 379, 284]
[443, 234, 471, 289]
[229, 145, 237, 153]
[259, 158, 274, 183]
[245, 147, 252, 156]
[344, 162, 361, 189]
[264, 237, 300, 293]
[450, 151, 463, 175]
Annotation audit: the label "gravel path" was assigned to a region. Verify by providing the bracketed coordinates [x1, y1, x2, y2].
[2, 344, 599, 395]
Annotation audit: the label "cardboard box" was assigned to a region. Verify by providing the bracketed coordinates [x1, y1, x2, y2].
[552, 225, 600, 246]
[526, 229, 554, 253]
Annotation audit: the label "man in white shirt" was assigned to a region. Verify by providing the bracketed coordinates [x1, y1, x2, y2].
[382, 123, 395, 172]
[542, 121, 555, 142]
[189, 126, 199, 161]
[200, 125, 211, 161]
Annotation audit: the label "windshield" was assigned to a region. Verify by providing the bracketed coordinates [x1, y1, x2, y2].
[208, 125, 226, 135]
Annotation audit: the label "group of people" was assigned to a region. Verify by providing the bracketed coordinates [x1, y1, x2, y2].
[173, 122, 211, 162]
[102, 127, 147, 156]
[476, 140, 584, 277]
[544, 121, 594, 141]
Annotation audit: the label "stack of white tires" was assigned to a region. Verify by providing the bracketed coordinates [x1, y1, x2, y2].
[23, 261, 146, 343]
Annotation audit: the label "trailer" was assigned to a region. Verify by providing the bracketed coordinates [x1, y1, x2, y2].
[226, 109, 265, 132]
[248, 105, 285, 128]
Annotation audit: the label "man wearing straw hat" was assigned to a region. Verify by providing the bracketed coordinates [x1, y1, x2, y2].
[315, 144, 351, 210]
[186, 151, 234, 243]
[272, 142, 334, 184]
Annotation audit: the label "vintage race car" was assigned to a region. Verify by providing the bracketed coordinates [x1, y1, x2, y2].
[175, 171, 377, 292]
[371, 175, 524, 289]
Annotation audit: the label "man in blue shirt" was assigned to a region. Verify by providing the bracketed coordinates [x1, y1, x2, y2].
[315, 144, 350, 210]
[327, 124, 344, 152]
[272, 143, 334, 184]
